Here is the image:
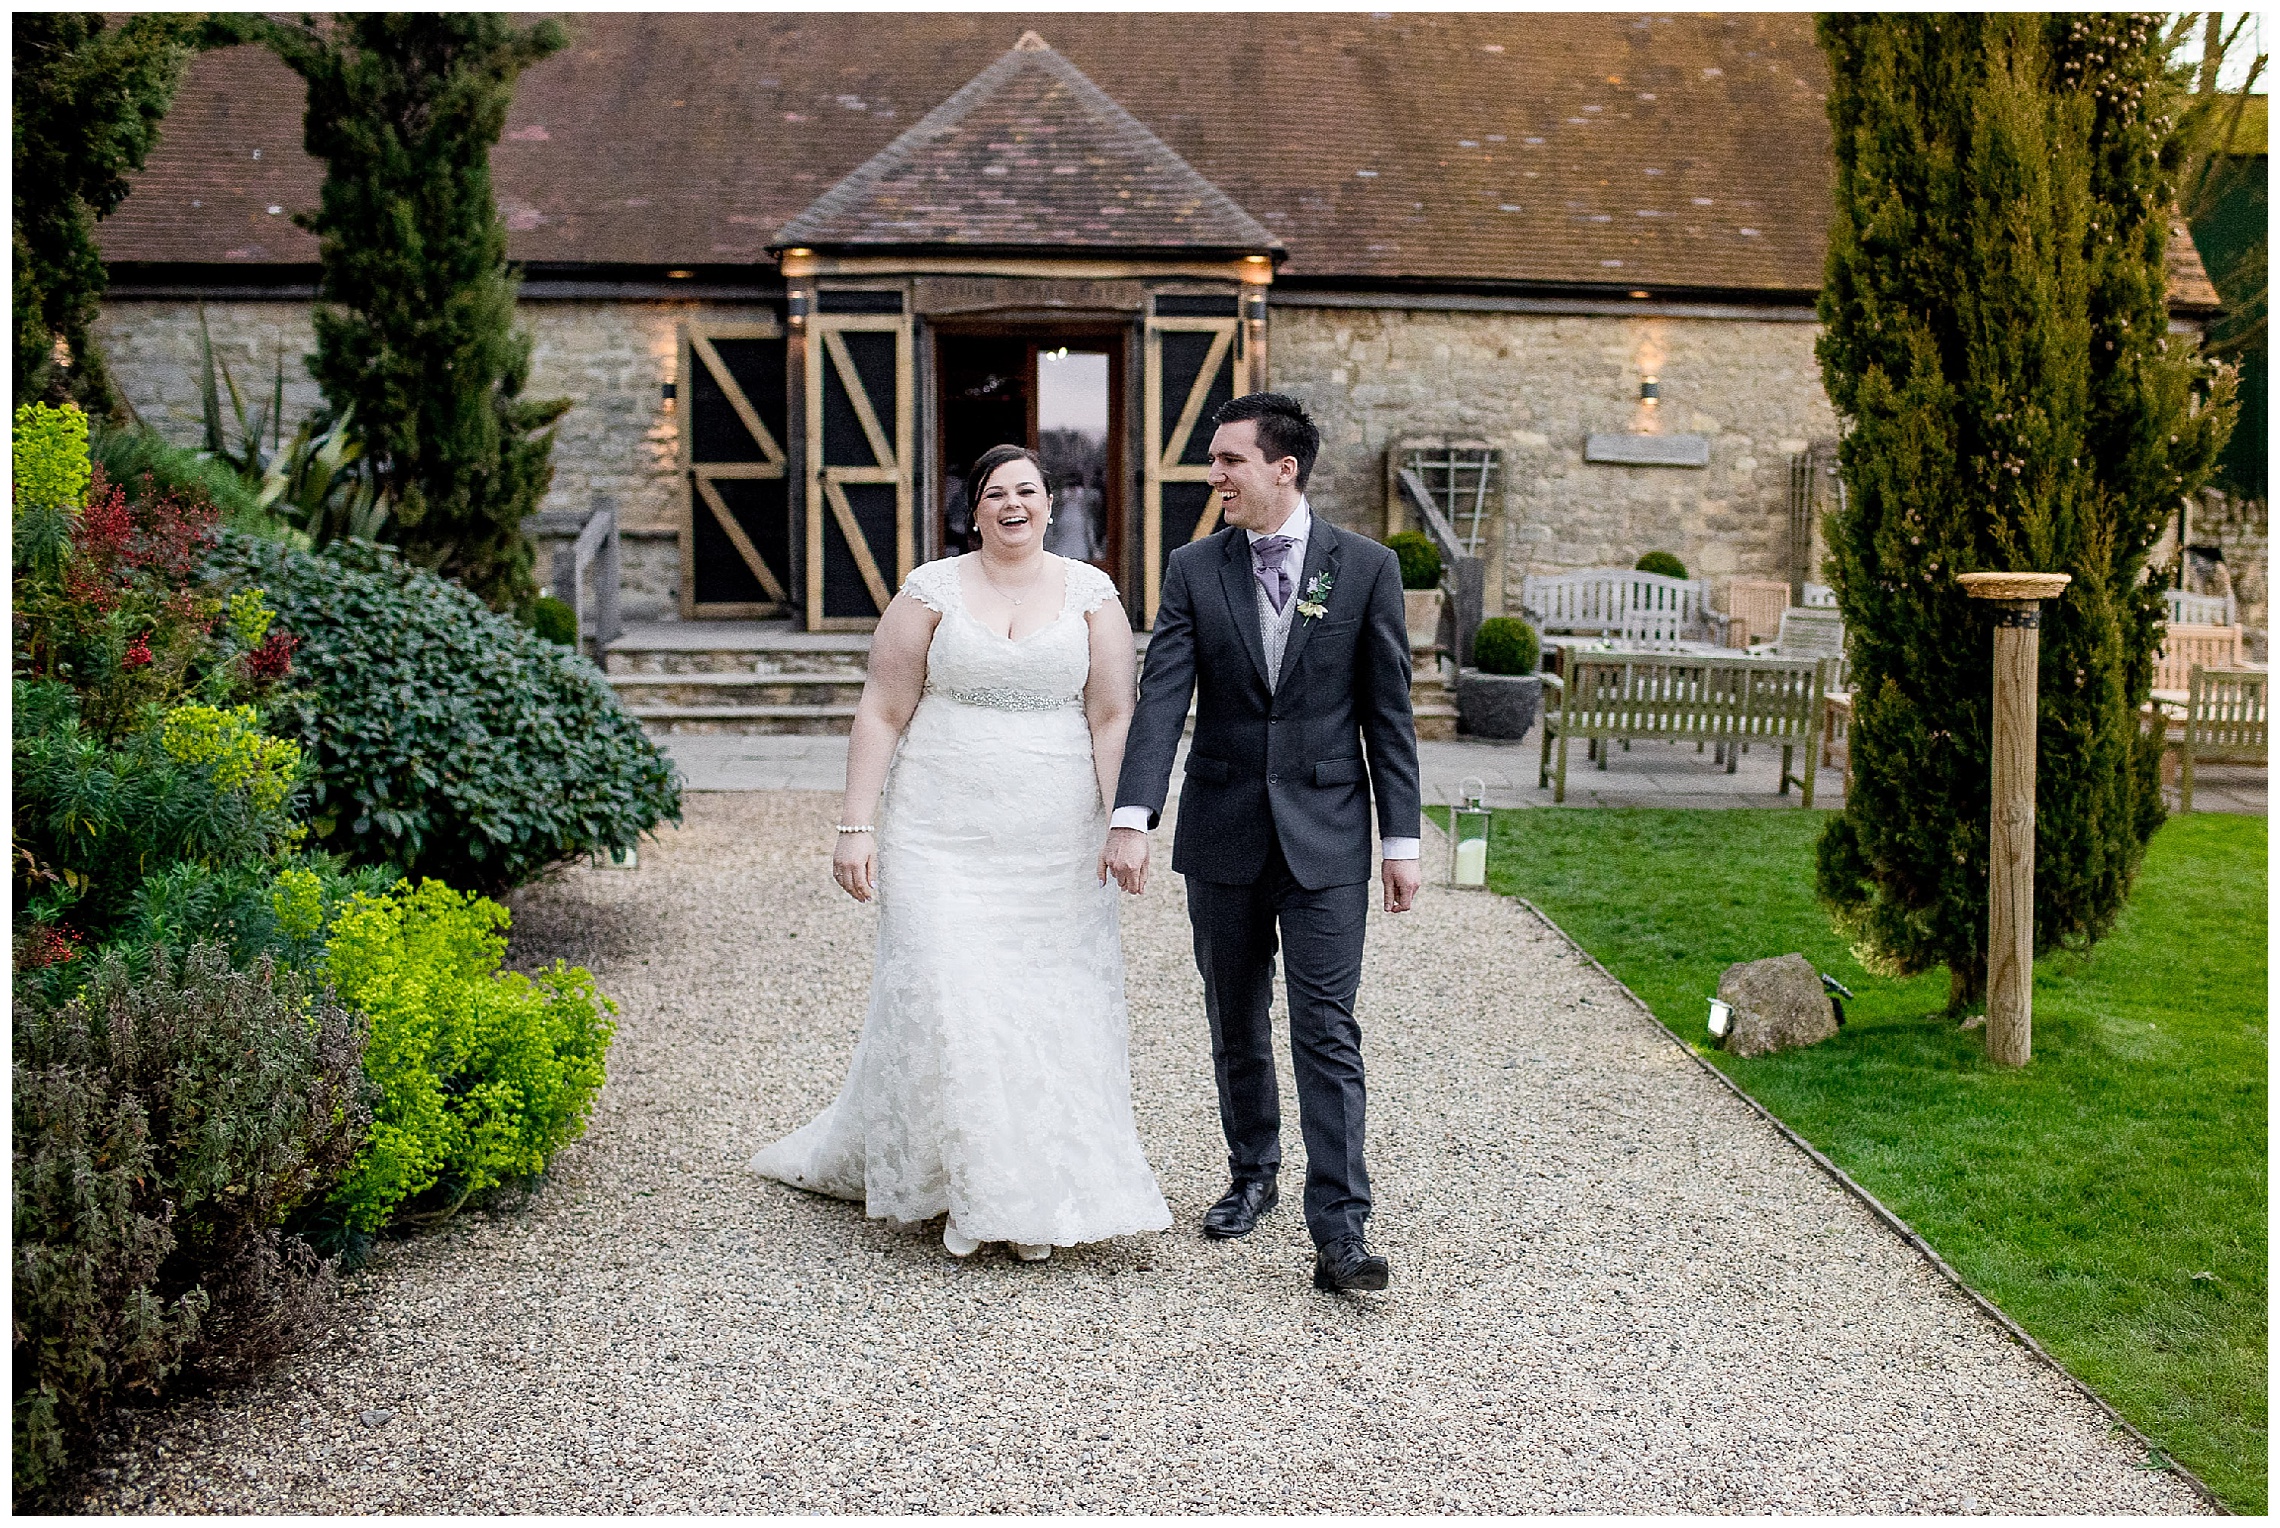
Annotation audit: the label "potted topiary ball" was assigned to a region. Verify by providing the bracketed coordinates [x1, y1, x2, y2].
[1457, 616, 1543, 739]
[1386, 530, 1445, 649]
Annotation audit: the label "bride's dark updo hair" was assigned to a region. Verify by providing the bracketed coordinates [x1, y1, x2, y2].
[965, 444, 1049, 518]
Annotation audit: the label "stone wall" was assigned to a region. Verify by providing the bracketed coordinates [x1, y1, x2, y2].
[94, 297, 777, 622]
[1269, 304, 1841, 614]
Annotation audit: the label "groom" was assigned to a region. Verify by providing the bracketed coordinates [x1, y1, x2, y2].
[1106, 392, 1421, 1294]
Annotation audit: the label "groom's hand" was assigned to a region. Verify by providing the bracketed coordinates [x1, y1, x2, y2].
[1104, 825, 1151, 895]
[1382, 856, 1421, 914]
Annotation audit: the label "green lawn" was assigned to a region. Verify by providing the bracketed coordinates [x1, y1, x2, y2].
[1470, 807, 2267, 1512]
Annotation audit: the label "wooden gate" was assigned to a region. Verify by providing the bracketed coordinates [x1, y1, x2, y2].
[1142, 295, 1250, 625]
[805, 291, 915, 630]
[680, 320, 792, 619]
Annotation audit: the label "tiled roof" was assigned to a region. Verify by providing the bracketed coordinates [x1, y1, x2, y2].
[774, 32, 1277, 254]
[97, 12, 2223, 306]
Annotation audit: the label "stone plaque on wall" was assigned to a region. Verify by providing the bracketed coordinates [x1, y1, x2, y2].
[1584, 432, 1711, 468]
[912, 276, 1147, 316]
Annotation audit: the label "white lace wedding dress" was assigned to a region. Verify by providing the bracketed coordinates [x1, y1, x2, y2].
[749, 555, 1172, 1248]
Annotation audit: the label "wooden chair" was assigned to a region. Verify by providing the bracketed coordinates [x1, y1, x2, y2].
[2174, 666, 2267, 813]
[1724, 577, 1790, 649]
[2151, 622, 2242, 701]
[1538, 652, 1827, 806]
[1772, 607, 1847, 689]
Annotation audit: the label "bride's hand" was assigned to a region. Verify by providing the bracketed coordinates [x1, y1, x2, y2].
[1103, 825, 1149, 895]
[833, 831, 876, 902]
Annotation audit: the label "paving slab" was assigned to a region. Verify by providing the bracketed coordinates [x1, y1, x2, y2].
[74, 794, 2204, 1514]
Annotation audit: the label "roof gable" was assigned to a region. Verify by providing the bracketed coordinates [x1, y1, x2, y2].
[772, 31, 1277, 255]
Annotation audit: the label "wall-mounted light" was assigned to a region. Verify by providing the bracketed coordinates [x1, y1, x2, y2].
[666, 269, 693, 280]
[660, 381, 677, 412]
[786, 289, 810, 330]
[1628, 289, 1650, 300]
[1639, 377, 1660, 406]
[786, 247, 813, 259]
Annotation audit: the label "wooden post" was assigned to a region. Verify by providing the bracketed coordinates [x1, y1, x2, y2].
[1957, 571, 2072, 1067]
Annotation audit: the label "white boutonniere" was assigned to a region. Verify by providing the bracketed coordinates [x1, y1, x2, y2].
[1295, 570, 1334, 622]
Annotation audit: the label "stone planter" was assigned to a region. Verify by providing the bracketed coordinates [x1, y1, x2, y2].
[1403, 588, 1446, 650]
[1456, 670, 1542, 740]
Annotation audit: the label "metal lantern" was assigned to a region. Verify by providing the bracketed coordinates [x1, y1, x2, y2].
[1448, 777, 1492, 888]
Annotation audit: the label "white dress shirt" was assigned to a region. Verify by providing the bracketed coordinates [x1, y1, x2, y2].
[1112, 498, 1420, 862]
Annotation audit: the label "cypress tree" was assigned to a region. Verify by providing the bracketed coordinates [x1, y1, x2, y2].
[13, 14, 203, 413]
[1813, 14, 2235, 1013]
[258, 14, 569, 611]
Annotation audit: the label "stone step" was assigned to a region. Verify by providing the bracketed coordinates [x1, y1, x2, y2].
[604, 620, 872, 677]
[628, 703, 860, 736]
[610, 672, 868, 707]
[607, 647, 872, 677]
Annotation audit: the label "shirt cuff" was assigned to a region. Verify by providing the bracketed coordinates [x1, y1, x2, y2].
[1109, 806, 1155, 833]
[1381, 837, 1421, 861]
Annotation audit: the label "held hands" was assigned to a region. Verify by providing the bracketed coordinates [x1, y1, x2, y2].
[1103, 825, 1150, 895]
[833, 830, 877, 902]
[1382, 855, 1421, 914]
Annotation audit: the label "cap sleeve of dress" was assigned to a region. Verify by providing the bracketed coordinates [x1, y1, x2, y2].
[1067, 561, 1121, 617]
[900, 557, 959, 614]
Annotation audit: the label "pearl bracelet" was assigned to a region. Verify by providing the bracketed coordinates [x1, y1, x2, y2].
[835, 824, 875, 834]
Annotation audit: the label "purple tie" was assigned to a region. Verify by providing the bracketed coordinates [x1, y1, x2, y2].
[1253, 535, 1296, 613]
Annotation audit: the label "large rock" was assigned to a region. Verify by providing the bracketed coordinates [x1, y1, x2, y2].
[1717, 953, 1837, 1058]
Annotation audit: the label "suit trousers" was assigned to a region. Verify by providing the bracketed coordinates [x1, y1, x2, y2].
[1185, 835, 1372, 1248]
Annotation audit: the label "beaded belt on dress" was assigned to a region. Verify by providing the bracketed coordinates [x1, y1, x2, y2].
[930, 684, 1080, 712]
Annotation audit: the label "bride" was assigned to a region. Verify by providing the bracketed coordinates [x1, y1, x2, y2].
[749, 445, 1172, 1261]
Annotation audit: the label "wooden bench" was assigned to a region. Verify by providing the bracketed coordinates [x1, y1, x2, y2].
[2165, 587, 2237, 627]
[2174, 666, 2267, 813]
[1538, 652, 1830, 806]
[1520, 568, 1733, 649]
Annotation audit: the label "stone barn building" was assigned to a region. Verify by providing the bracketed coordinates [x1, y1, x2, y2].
[94, 13, 2225, 722]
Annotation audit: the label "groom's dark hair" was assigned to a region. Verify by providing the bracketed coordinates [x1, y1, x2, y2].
[1213, 392, 1320, 490]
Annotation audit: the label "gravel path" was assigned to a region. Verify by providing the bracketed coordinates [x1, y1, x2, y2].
[80, 793, 2202, 1513]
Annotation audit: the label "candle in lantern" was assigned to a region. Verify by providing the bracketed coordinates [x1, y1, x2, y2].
[1454, 835, 1488, 886]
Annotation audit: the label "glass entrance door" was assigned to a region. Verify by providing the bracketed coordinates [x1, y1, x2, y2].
[936, 330, 1124, 592]
[1036, 347, 1111, 567]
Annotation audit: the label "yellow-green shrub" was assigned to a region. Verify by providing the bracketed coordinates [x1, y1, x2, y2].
[14, 401, 91, 512]
[325, 880, 614, 1231]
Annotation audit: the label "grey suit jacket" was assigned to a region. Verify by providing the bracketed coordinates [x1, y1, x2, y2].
[1115, 518, 1422, 890]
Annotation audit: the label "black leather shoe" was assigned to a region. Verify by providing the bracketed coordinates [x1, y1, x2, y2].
[1200, 1177, 1278, 1240]
[1312, 1239, 1391, 1292]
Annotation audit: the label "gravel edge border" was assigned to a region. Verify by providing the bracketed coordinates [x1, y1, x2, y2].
[1500, 891, 2228, 1517]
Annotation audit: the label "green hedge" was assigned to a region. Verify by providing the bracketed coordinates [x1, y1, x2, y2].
[208, 532, 681, 891]
[1634, 549, 1688, 580]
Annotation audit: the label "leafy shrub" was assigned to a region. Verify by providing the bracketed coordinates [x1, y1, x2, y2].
[325, 881, 614, 1232]
[528, 594, 576, 647]
[12, 415, 332, 987]
[207, 531, 681, 891]
[15, 402, 91, 513]
[13, 944, 369, 1501]
[87, 421, 282, 538]
[1472, 617, 1541, 676]
[1634, 549, 1689, 580]
[1386, 530, 1443, 590]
